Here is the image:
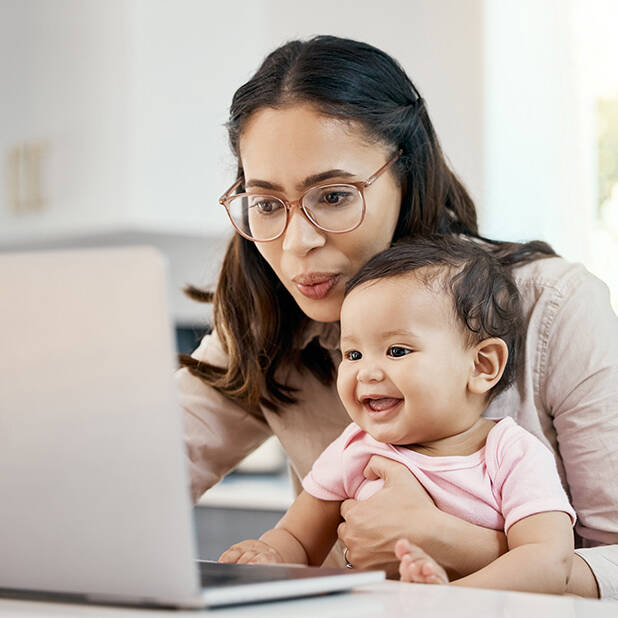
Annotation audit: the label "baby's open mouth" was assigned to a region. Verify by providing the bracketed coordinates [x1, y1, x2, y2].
[363, 397, 403, 412]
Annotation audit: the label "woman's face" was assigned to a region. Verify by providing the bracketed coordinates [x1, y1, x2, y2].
[238, 103, 402, 322]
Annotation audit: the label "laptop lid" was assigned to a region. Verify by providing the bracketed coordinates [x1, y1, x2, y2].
[0, 246, 202, 607]
[0, 246, 385, 609]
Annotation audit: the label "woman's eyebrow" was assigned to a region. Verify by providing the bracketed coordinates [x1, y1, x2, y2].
[245, 169, 356, 192]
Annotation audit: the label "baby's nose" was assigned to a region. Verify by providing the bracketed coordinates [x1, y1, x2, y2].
[356, 364, 385, 383]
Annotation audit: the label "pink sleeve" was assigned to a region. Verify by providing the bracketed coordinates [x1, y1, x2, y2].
[491, 430, 577, 533]
[302, 424, 356, 501]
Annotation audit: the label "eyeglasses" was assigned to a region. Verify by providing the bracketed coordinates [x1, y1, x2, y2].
[219, 151, 402, 242]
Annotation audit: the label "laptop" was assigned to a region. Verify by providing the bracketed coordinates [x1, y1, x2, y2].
[0, 246, 384, 608]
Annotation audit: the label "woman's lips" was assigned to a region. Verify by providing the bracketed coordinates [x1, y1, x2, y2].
[294, 274, 340, 300]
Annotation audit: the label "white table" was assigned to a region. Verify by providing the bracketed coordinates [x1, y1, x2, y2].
[0, 581, 615, 617]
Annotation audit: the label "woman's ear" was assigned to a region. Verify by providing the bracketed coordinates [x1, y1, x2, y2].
[467, 337, 509, 396]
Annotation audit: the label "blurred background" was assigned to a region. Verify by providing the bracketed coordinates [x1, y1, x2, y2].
[1, 0, 616, 558]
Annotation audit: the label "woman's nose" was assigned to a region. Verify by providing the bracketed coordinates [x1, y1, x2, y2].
[281, 207, 326, 256]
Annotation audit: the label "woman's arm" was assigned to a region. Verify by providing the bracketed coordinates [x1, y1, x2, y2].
[451, 512, 573, 594]
[538, 267, 618, 599]
[176, 330, 273, 502]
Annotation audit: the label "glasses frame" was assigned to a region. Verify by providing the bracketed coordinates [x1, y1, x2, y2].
[218, 150, 402, 242]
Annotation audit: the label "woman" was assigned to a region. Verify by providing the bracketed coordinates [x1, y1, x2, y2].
[177, 35, 618, 598]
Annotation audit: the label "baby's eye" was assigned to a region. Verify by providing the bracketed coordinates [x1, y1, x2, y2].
[387, 346, 412, 358]
[344, 350, 362, 361]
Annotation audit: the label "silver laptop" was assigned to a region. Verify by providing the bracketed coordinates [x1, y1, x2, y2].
[0, 246, 384, 608]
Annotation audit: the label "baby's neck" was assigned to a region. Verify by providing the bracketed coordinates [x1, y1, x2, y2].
[406, 417, 497, 457]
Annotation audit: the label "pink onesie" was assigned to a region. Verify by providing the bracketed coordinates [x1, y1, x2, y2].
[302, 417, 575, 532]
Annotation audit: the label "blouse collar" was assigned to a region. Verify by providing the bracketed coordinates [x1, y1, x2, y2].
[298, 321, 341, 351]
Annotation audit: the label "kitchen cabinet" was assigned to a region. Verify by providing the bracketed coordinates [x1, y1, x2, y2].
[0, 1, 267, 247]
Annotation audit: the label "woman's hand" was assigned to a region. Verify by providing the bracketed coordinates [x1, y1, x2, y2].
[337, 455, 508, 579]
[218, 539, 284, 565]
[337, 455, 438, 578]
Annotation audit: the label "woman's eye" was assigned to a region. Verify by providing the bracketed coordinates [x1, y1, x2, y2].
[251, 198, 282, 214]
[319, 190, 353, 206]
[387, 346, 412, 358]
[345, 350, 362, 361]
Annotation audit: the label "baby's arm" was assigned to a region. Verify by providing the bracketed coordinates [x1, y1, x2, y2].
[398, 511, 574, 592]
[452, 511, 573, 593]
[398, 511, 573, 593]
[219, 490, 342, 566]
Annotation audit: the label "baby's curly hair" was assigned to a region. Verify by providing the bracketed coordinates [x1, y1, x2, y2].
[344, 234, 526, 399]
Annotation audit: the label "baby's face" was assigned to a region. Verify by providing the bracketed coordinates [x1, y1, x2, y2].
[337, 274, 479, 446]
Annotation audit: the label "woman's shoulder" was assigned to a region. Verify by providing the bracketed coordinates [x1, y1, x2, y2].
[510, 255, 617, 402]
[189, 328, 229, 368]
[511, 255, 610, 308]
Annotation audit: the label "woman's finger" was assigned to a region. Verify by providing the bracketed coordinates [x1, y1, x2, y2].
[363, 456, 434, 505]
[340, 498, 356, 521]
[337, 520, 349, 544]
[363, 455, 410, 484]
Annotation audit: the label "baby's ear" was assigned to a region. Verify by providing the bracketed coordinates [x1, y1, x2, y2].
[467, 338, 508, 396]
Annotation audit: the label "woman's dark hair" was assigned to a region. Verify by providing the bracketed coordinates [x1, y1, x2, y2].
[180, 35, 556, 415]
[345, 235, 527, 400]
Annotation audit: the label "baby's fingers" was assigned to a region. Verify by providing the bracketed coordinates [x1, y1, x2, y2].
[237, 550, 259, 564]
[249, 552, 278, 565]
[218, 547, 242, 563]
[218, 540, 282, 565]
[219, 541, 257, 563]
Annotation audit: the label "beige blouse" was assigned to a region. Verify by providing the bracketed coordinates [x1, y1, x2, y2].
[177, 256, 618, 599]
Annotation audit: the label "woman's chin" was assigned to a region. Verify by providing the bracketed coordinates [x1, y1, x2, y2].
[294, 295, 343, 323]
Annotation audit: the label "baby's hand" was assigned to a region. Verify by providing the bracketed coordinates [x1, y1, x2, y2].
[218, 539, 285, 565]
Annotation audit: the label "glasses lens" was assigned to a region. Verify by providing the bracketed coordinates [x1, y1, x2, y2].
[226, 194, 287, 241]
[302, 185, 363, 232]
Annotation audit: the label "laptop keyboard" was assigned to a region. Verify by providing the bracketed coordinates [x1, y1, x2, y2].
[198, 561, 343, 588]
[199, 561, 299, 587]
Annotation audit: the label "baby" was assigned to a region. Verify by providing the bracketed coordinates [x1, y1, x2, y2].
[219, 235, 576, 594]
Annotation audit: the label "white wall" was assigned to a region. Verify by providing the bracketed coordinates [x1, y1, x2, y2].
[0, 0, 131, 237]
[259, 0, 485, 208]
[123, 0, 486, 233]
[126, 0, 269, 232]
[482, 0, 593, 262]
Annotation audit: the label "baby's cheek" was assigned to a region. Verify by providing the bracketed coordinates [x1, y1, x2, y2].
[355, 478, 385, 501]
[336, 368, 353, 405]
